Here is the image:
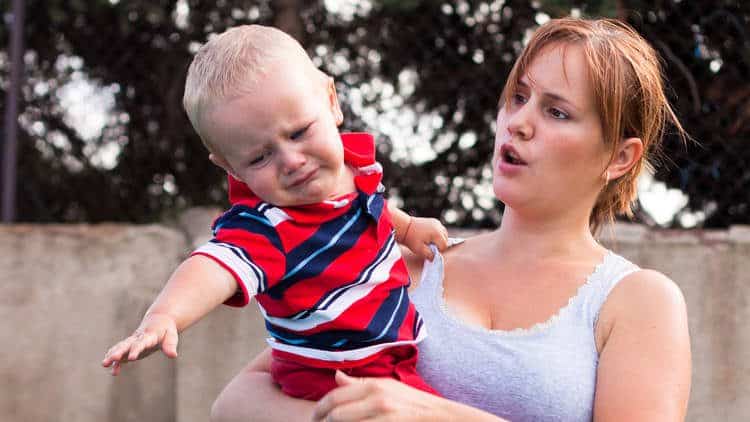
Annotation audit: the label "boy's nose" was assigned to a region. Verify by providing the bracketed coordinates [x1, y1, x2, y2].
[280, 147, 307, 174]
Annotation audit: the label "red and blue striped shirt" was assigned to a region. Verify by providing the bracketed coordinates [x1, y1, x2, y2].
[192, 133, 425, 368]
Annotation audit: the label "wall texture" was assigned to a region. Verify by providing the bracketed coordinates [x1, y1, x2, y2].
[1, 207, 748, 421]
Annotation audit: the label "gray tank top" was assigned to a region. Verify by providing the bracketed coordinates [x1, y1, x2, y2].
[411, 247, 639, 422]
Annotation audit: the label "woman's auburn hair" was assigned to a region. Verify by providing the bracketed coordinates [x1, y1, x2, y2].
[500, 17, 688, 233]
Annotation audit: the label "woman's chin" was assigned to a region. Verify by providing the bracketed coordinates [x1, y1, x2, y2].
[493, 184, 521, 206]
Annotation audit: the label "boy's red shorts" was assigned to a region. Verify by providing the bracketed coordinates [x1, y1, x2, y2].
[270, 344, 440, 401]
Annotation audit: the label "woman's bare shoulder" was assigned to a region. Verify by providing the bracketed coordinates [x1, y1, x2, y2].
[408, 233, 496, 289]
[596, 268, 688, 349]
[444, 232, 495, 262]
[605, 269, 686, 314]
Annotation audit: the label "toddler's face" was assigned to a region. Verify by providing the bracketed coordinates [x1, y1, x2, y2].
[203, 65, 355, 207]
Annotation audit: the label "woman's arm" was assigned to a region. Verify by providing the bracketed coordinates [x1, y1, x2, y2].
[312, 371, 507, 422]
[210, 348, 316, 422]
[593, 269, 691, 421]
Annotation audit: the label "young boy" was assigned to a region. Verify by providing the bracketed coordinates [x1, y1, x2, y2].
[102, 24, 447, 400]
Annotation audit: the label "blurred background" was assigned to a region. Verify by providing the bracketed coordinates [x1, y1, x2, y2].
[2, 1, 749, 421]
[1, 0, 748, 228]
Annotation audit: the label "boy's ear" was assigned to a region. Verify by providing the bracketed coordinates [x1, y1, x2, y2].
[606, 137, 644, 181]
[327, 77, 344, 126]
[209, 152, 238, 179]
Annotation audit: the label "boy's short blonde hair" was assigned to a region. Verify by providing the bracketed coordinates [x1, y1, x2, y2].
[183, 25, 309, 149]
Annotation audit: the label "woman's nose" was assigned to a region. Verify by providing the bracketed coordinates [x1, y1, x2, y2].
[506, 105, 534, 141]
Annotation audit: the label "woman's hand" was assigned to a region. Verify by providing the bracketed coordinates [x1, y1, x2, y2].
[312, 371, 441, 421]
[312, 371, 501, 422]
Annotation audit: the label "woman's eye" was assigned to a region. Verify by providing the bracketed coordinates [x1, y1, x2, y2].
[512, 93, 527, 105]
[549, 107, 569, 120]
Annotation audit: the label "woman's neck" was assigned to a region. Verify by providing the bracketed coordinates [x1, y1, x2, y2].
[491, 206, 604, 262]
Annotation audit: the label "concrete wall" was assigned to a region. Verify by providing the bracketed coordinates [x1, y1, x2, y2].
[1, 207, 748, 421]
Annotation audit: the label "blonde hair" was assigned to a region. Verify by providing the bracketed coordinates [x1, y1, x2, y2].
[182, 25, 310, 148]
[500, 18, 687, 233]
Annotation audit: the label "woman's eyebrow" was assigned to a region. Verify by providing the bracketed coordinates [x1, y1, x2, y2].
[519, 80, 580, 113]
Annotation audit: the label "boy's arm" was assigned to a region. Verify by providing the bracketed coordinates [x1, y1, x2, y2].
[387, 201, 448, 260]
[102, 254, 237, 375]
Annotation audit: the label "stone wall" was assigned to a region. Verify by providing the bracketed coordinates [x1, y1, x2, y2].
[1, 207, 747, 421]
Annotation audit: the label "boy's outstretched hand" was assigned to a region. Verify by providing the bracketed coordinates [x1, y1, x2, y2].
[400, 217, 448, 261]
[102, 312, 179, 376]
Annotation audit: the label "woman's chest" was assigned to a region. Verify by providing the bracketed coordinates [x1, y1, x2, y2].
[416, 314, 599, 421]
[441, 263, 593, 332]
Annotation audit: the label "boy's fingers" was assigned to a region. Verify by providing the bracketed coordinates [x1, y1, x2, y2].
[434, 234, 449, 251]
[127, 332, 154, 361]
[162, 327, 179, 358]
[421, 244, 435, 261]
[103, 338, 133, 366]
[111, 361, 120, 376]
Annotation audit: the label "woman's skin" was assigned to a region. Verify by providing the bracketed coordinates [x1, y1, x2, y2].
[210, 34, 691, 422]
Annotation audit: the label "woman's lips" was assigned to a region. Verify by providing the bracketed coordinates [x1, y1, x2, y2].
[499, 143, 527, 166]
[497, 143, 527, 175]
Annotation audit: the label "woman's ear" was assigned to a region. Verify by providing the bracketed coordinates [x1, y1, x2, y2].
[606, 137, 644, 181]
[327, 77, 344, 126]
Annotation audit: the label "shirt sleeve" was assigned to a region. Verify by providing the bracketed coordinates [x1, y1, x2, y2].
[190, 207, 284, 307]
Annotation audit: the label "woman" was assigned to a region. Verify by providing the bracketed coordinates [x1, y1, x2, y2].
[211, 17, 691, 421]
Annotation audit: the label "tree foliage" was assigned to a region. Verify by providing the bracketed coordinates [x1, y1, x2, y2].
[1, 0, 747, 227]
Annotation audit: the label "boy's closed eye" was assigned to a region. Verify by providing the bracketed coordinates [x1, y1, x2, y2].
[290, 123, 312, 140]
[248, 150, 272, 167]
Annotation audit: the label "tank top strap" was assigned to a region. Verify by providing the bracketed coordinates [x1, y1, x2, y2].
[411, 245, 444, 302]
[581, 251, 641, 329]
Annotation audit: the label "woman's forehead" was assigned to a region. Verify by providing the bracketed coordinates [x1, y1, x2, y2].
[522, 44, 596, 108]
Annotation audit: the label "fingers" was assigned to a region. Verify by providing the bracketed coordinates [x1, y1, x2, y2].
[313, 372, 360, 420]
[313, 375, 388, 422]
[102, 328, 176, 375]
[102, 335, 138, 372]
[128, 333, 159, 360]
[102, 314, 179, 375]
[313, 399, 381, 422]
[161, 326, 179, 358]
[419, 243, 435, 261]
[334, 370, 360, 387]
[110, 360, 122, 376]
[421, 218, 449, 251]
[432, 227, 449, 252]
[434, 218, 449, 250]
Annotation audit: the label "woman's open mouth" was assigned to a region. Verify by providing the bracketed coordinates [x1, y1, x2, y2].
[500, 144, 527, 166]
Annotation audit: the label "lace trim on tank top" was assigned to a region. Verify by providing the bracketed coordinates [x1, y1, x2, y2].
[428, 249, 629, 338]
